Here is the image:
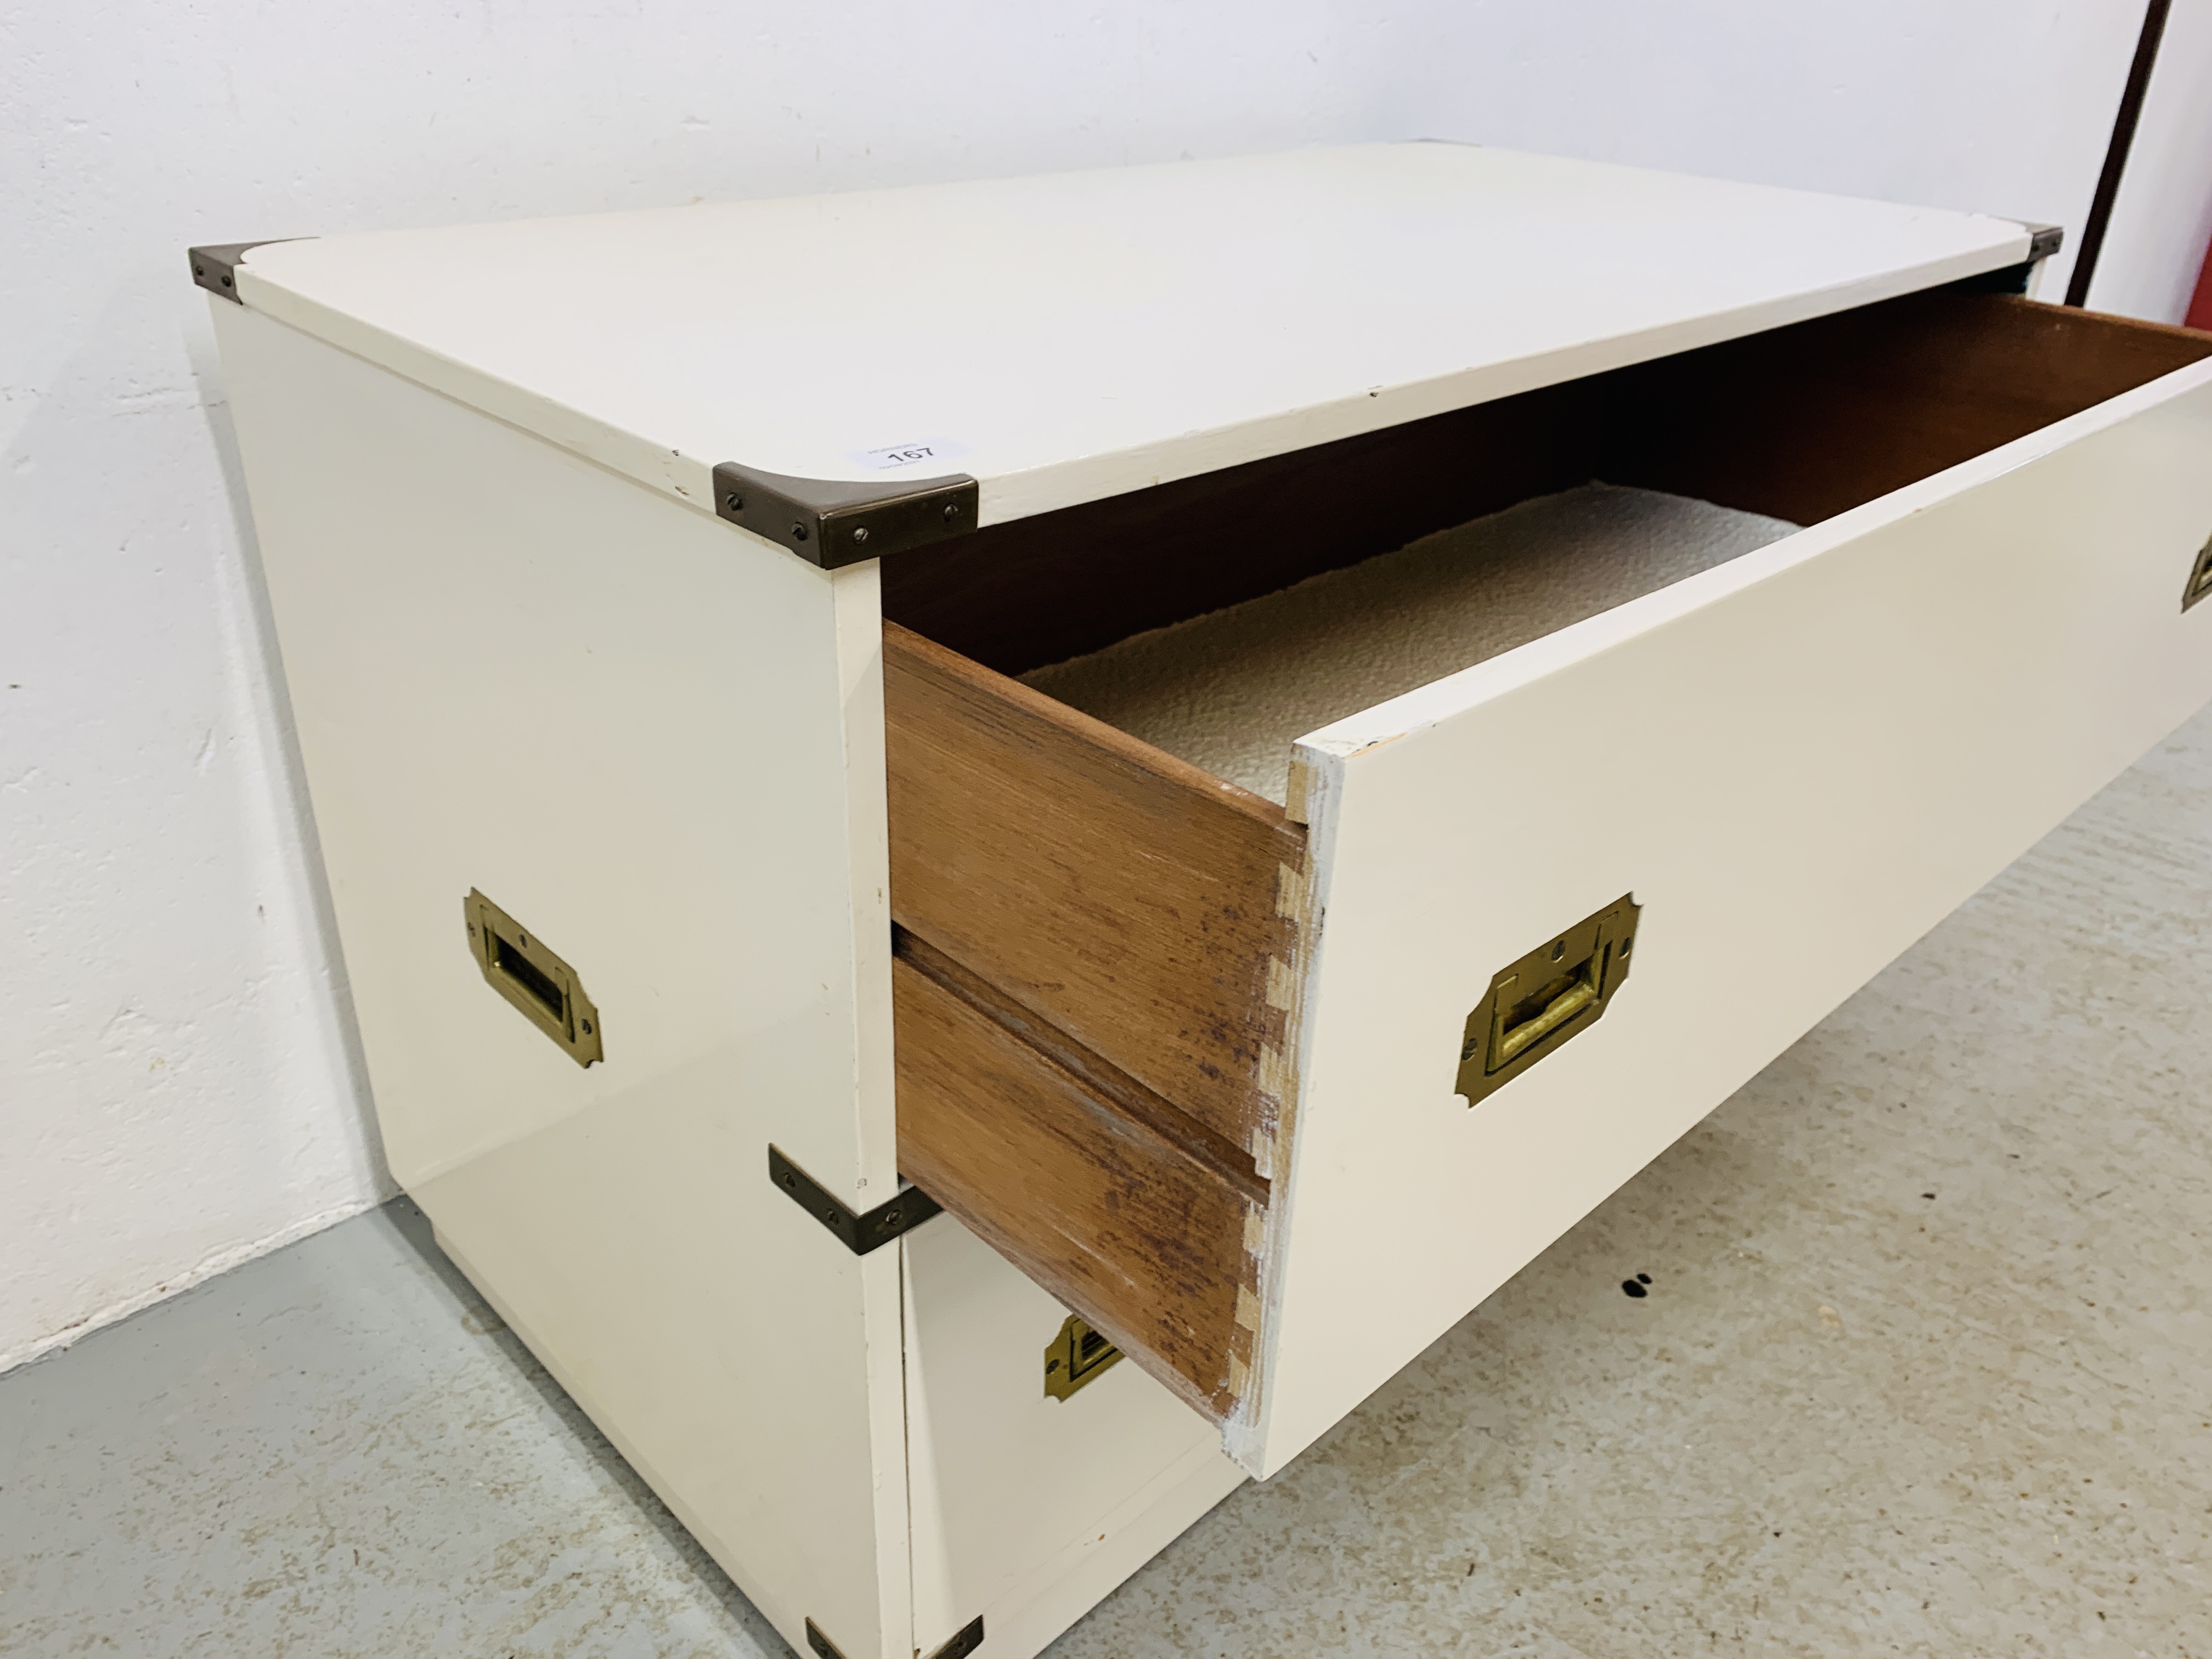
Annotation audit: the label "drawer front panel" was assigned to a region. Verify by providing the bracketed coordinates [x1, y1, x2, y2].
[1245, 360, 2212, 1476]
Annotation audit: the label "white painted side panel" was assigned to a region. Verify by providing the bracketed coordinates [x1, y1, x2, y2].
[903, 1218, 1241, 1657]
[1245, 360, 2212, 1477]
[234, 144, 2023, 527]
[962, 1448, 1244, 1659]
[215, 306, 909, 1656]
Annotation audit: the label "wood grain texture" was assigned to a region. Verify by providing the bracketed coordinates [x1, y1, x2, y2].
[893, 955, 1256, 1422]
[1606, 292, 2212, 526]
[885, 295, 2212, 680]
[881, 381, 1593, 676]
[884, 622, 1306, 1163]
[895, 928, 1266, 1205]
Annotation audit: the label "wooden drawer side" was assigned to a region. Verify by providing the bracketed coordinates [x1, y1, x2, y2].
[884, 622, 1307, 1169]
[1605, 293, 2212, 528]
[892, 948, 1262, 1422]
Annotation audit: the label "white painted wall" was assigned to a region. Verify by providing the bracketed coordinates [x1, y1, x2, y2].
[6, 0, 2209, 1374]
[1404, 0, 2212, 315]
[2097, 1, 2212, 323]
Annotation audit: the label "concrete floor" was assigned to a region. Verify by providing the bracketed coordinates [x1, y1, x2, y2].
[8, 708, 2212, 1658]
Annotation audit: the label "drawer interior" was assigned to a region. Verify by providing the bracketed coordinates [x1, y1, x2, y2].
[885, 291, 2212, 1428]
[1019, 482, 1802, 806]
[888, 292, 2212, 678]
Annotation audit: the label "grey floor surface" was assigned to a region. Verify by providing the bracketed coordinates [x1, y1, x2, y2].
[8, 705, 2212, 1657]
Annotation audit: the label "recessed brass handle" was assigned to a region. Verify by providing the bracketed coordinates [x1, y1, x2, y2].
[2181, 532, 2212, 613]
[464, 889, 603, 1067]
[1456, 895, 1638, 1107]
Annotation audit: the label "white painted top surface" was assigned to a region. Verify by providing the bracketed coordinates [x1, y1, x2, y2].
[233, 143, 2029, 530]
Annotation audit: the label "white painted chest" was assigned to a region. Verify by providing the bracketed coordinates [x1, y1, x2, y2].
[200, 143, 2212, 1659]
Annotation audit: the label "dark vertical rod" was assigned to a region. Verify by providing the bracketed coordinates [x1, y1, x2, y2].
[2066, 0, 2171, 307]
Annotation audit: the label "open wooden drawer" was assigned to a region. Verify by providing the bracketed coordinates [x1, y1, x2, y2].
[886, 289, 2212, 1479]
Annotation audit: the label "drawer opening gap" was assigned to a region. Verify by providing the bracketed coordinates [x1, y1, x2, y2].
[885, 294, 2212, 809]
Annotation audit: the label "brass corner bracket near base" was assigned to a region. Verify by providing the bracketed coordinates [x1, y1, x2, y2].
[1455, 895, 1640, 1108]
